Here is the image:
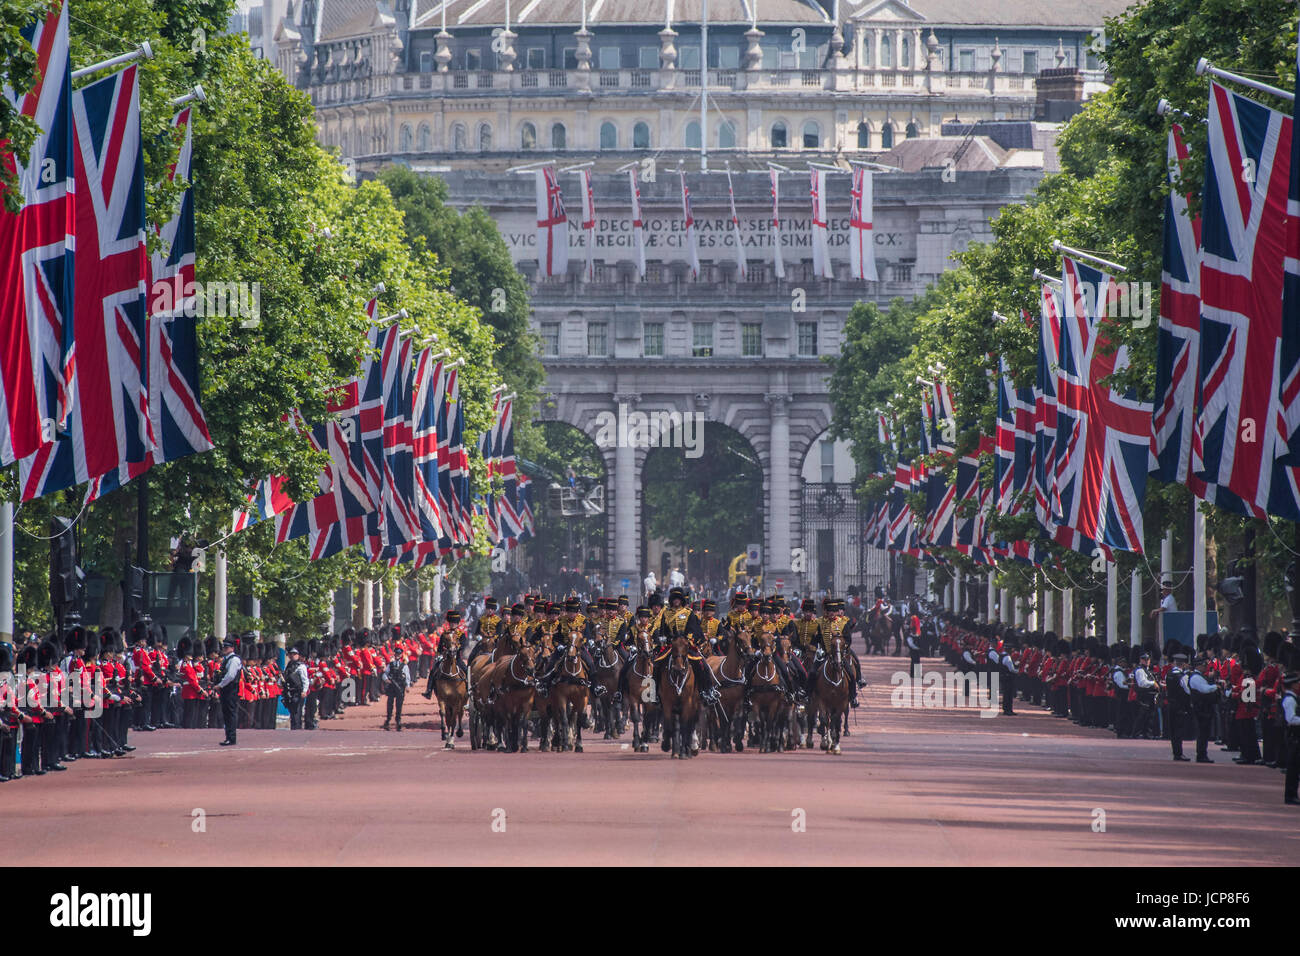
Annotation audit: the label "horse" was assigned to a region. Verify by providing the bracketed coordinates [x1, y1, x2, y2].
[747, 632, 787, 753]
[774, 633, 809, 750]
[544, 636, 589, 753]
[468, 633, 499, 751]
[624, 628, 660, 753]
[658, 634, 699, 759]
[432, 631, 469, 749]
[588, 635, 623, 738]
[483, 643, 537, 753]
[810, 634, 852, 754]
[707, 628, 751, 753]
[868, 610, 893, 656]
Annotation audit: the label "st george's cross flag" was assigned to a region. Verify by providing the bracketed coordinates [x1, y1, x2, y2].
[1054, 256, 1152, 554]
[726, 169, 747, 274]
[769, 168, 785, 280]
[628, 168, 646, 279]
[535, 165, 568, 277]
[0, 0, 73, 464]
[849, 166, 878, 281]
[1194, 81, 1300, 520]
[809, 168, 833, 279]
[20, 65, 151, 501]
[579, 167, 596, 282]
[680, 170, 700, 280]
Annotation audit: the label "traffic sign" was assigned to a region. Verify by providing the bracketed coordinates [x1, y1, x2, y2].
[621, 578, 630, 590]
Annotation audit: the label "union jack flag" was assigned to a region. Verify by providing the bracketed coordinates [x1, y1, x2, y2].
[275, 400, 376, 547]
[365, 334, 420, 560]
[628, 168, 646, 279]
[726, 169, 746, 274]
[994, 356, 1035, 515]
[232, 410, 312, 533]
[0, 0, 72, 464]
[1054, 256, 1151, 554]
[410, 349, 446, 545]
[495, 397, 523, 541]
[1150, 125, 1207, 497]
[1195, 82, 1300, 520]
[1033, 283, 1062, 534]
[536, 165, 568, 277]
[87, 107, 213, 501]
[849, 166, 877, 281]
[680, 170, 700, 279]
[20, 65, 150, 501]
[1281, 29, 1300, 465]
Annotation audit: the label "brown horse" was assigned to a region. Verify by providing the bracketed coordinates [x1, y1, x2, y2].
[589, 636, 623, 738]
[625, 628, 660, 753]
[433, 631, 469, 749]
[810, 634, 852, 754]
[483, 643, 537, 753]
[543, 637, 589, 753]
[468, 633, 499, 751]
[707, 629, 751, 753]
[868, 610, 893, 656]
[747, 632, 786, 753]
[658, 634, 699, 759]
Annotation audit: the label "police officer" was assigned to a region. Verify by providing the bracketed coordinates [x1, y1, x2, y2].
[215, 637, 242, 747]
[1280, 667, 1300, 806]
[1187, 653, 1223, 763]
[282, 645, 308, 730]
[1165, 646, 1191, 761]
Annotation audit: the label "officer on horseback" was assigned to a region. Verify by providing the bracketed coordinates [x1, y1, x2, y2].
[612, 606, 657, 705]
[743, 598, 798, 705]
[818, 598, 866, 708]
[537, 597, 603, 697]
[652, 588, 722, 705]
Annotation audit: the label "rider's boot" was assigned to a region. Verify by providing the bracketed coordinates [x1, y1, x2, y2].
[693, 659, 720, 704]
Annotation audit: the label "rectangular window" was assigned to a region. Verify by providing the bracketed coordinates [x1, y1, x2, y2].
[797, 321, 818, 356]
[761, 43, 780, 69]
[587, 322, 608, 357]
[820, 440, 835, 484]
[1022, 50, 1038, 74]
[419, 50, 433, 73]
[741, 323, 763, 357]
[465, 48, 482, 70]
[540, 322, 560, 356]
[639, 46, 659, 69]
[643, 322, 664, 357]
[678, 45, 701, 69]
[958, 49, 974, 71]
[598, 47, 621, 70]
[692, 322, 714, 357]
[717, 46, 740, 70]
[527, 47, 545, 69]
[563, 47, 577, 70]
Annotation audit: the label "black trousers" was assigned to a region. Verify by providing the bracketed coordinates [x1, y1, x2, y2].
[304, 692, 318, 729]
[0, 728, 15, 777]
[1193, 707, 1213, 759]
[285, 695, 304, 729]
[1001, 674, 1016, 714]
[1285, 733, 1300, 801]
[1168, 707, 1186, 758]
[1234, 717, 1261, 763]
[1262, 720, 1281, 764]
[385, 693, 404, 726]
[219, 688, 239, 743]
[20, 724, 41, 774]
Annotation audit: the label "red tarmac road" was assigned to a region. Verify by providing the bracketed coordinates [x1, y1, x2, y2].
[2, 654, 1297, 866]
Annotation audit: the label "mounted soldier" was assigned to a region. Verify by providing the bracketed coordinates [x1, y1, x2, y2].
[818, 598, 865, 708]
[652, 587, 721, 705]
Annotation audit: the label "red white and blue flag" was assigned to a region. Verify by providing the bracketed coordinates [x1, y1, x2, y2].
[0, 0, 73, 464]
[536, 165, 568, 277]
[681, 170, 700, 280]
[1055, 255, 1151, 554]
[849, 166, 877, 281]
[20, 65, 150, 501]
[1194, 81, 1300, 520]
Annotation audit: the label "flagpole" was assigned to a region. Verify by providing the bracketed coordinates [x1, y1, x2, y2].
[0, 502, 13, 642]
[170, 84, 206, 108]
[214, 549, 227, 642]
[1106, 560, 1118, 645]
[700, 0, 709, 173]
[1051, 240, 1128, 274]
[1129, 567, 1142, 644]
[1195, 58, 1294, 103]
[1193, 502, 1207, 637]
[986, 571, 995, 624]
[71, 42, 153, 80]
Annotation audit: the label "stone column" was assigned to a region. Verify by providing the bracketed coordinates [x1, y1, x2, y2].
[612, 394, 640, 593]
[1043, 586, 1055, 636]
[434, 30, 452, 73]
[744, 25, 763, 71]
[575, 25, 594, 92]
[765, 393, 793, 591]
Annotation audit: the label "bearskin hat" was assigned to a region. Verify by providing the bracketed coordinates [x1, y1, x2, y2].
[16, 644, 37, 669]
[1263, 631, 1284, 661]
[37, 639, 57, 668]
[0, 643, 12, 671]
[176, 636, 192, 658]
[1241, 641, 1263, 674]
[85, 629, 101, 659]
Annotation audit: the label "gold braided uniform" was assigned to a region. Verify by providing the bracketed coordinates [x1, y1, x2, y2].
[476, 613, 501, 640]
[724, 610, 752, 636]
[701, 617, 720, 646]
[792, 617, 820, 650]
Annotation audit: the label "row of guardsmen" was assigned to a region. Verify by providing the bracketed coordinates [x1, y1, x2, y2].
[936, 615, 1300, 806]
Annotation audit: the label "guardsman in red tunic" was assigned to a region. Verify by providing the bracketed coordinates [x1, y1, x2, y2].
[1260, 632, 1285, 766]
[1230, 640, 1263, 764]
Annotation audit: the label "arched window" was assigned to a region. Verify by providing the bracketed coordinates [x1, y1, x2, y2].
[802, 120, 820, 149]
[901, 38, 912, 68]
[477, 122, 492, 151]
[600, 121, 618, 149]
[905, 121, 919, 139]
[521, 121, 537, 150]
[880, 123, 894, 149]
[880, 35, 893, 68]
[399, 124, 413, 151]
[632, 121, 650, 149]
[856, 122, 871, 149]
[450, 123, 465, 152]
[684, 121, 701, 149]
[717, 120, 736, 148]
[551, 122, 566, 149]
[771, 122, 787, 148]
